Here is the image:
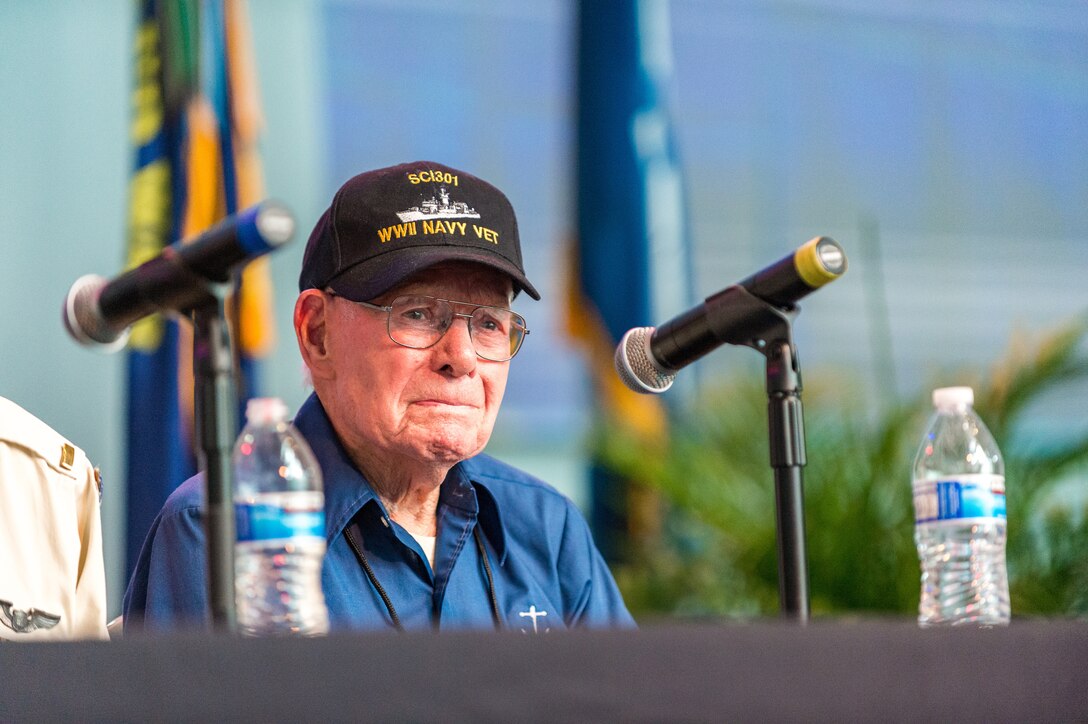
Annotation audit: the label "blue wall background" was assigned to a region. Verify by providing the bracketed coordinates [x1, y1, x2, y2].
[1, 0, 1085, 616]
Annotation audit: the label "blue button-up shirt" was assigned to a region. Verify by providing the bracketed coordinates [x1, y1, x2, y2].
[123, 394, 634, 633]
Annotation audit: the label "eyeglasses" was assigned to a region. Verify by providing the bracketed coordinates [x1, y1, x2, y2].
[331, 293, 530, 362]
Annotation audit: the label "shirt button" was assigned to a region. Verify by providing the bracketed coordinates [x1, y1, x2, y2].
[381, 517, 390, 528]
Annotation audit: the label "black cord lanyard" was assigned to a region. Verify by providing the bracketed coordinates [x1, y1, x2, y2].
[344, 524, 502, 632]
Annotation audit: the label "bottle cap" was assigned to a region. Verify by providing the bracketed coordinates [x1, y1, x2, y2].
[932, 386, 974, 410]
[245, 397, 290, 426]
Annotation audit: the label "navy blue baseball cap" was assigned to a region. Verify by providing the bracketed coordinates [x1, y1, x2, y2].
[299, 161, 540, 301]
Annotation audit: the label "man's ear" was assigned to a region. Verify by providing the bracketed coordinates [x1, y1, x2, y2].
[294, 290, 333, 380]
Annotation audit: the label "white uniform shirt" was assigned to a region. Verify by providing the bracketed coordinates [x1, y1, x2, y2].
[0, 397, 108, 640]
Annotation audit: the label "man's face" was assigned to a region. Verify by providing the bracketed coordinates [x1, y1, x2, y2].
[314, 262, 515, 471]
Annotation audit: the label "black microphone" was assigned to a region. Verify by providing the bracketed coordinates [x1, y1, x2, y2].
[615, 236, 847, 393]
[63, 200, 295, 350]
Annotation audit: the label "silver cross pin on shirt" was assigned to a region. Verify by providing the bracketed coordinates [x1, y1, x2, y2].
[518, 604, 548, 633]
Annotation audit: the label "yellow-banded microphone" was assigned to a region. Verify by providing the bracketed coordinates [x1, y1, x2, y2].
[796, 236, 847, 288]
[615, 236, 848, 393]
[738, 236, 847, 308]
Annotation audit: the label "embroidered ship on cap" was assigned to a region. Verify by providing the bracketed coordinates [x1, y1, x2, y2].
[396, 187, 481, 223]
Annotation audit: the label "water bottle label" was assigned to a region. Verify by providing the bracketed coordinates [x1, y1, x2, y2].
[912, 475, 1006, 524]
[235, 493, 325, 543]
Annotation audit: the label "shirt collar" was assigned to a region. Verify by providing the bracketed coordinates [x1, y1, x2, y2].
[444, 461, 508, 564]
[465, 472, 508, 564]
[292, 394, 378, 542]
[292, 393, 508, 562]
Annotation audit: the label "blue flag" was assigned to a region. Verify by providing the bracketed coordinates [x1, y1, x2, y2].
[124, 0, 274, 579]
[570, 0, 692, 557]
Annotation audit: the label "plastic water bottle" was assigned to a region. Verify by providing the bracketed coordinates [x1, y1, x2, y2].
[911, 386, 1009, 627]
[233, 398, 329, 635]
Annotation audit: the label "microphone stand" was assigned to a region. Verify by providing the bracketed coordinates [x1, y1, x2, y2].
[189, 283, 238, 633]
[764, 337, 809, 622]
[704, 285, 810, 622]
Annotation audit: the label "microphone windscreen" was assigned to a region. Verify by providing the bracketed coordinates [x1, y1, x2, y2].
[614, 327, 675, 394]
[62, 274, 129, 351]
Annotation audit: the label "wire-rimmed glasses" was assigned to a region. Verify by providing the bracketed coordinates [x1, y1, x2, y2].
[331, 293, 529, 362]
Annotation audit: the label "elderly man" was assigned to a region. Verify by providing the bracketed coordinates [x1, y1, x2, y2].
[123, 161, 634, 632]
